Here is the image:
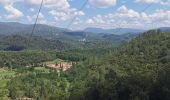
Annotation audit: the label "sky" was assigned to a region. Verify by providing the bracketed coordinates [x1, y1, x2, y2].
[0, 0, 170, 30]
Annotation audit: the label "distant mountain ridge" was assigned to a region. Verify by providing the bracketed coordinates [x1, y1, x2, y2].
[0, 22, 68, 36]
[159, 27, 170, 32]
[1, 22, 169, 51]
[1, 22, 170, 36]
[0, 22, 143, 41]
[0, 22, 145, 36]
[0, 22, 143, 51]
[84, 27, 145, 35]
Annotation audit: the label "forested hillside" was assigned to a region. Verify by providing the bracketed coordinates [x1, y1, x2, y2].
[2, 30, 169, 100]
[0, 33, 137, 51]
[0, 34, 71, 51]
[61, 30, 170, 100]
[0, 51, 56, 68]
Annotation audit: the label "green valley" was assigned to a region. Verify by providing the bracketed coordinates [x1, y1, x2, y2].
[0, 29, 169, 100]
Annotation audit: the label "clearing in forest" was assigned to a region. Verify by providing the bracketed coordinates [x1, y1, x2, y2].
[45, 59, 72, 71]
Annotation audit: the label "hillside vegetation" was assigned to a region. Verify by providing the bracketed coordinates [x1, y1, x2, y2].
[0, 34, 71, 51]
[0, 22, 142, 51]
[0, 51, 56, 68]
[0, 30, 169, 100]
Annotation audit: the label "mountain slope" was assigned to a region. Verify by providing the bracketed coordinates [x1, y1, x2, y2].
[0, 22, 68, 38]
[159, 27, 170, 32]
[0, 34, 71, 51]
[63, 30, 170, 100]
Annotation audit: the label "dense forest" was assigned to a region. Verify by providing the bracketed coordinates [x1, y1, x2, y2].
[0, 34, 71, 51]
[0, 30, 169, 100]
[0, 51, 56, 68]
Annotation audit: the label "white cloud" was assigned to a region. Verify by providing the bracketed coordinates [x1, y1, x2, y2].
[160, 0, 170, 5]
[135, 0, 160, 3]
[0, 0, 12, 5]
[85, 15, 105, 25]
[74, 11, 85, 16]
[26, 12, 47, 24]
[89, 0, 116, 8]
[0, 0, 23, 20]
[49, 10, 70, 21]
[94, 15, 105, 23]
[24, 0, 70, 10]
[117, 5, 128, 14]
[116, 5, 140, 18]
[26, 16, 32, 22]
[135, 0, 170, 5]
[149, 10, 170, 23]
[24, 0, 42, 6]
[86, 19, 94, 24]
[73, 18, 82, 25]
[29, 8, 35, 12]
[24, 0, 85, 22]
[4, 4, 23, 20]
[83, 5, 170, 29]
[37, 12, 44, 19]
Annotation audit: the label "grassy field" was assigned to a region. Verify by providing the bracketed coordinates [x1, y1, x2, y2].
[0, 69, 16, 100]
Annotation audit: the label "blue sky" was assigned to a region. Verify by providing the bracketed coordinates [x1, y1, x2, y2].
[0, 0, 170, 30]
